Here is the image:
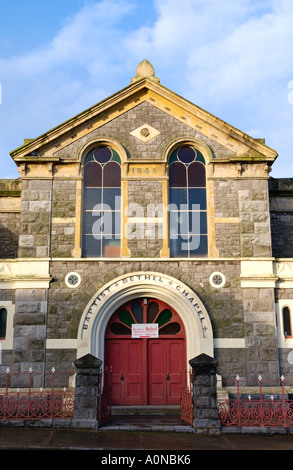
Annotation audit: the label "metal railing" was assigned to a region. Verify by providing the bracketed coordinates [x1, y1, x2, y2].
[98, 367, 112, 426]
[180, 369, 193, 426]
[0, 368, 74, 421]
[218, 375, 293, 428]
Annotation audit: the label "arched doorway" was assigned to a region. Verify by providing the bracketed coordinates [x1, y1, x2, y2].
[104, 297, 186, 406]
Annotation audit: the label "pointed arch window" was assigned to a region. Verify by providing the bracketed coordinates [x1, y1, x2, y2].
[82, 146, 121, 257]
[168, 145, 207, 257]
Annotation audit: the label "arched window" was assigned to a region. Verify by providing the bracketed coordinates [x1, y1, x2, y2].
[283, 306, 292, 338]
[106, 298, 185, 338]
[168, 145, 207, 257]
[0, 308, 7, 339]
[82, 146, 121, 257]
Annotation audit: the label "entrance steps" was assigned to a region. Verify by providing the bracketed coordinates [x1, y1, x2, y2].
[101, 405, 194, 432]
[111, 405, 180, 416]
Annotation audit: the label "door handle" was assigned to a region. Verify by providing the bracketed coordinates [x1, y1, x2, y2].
[166, 373, 171, 381]
[120, 373, 125, 381]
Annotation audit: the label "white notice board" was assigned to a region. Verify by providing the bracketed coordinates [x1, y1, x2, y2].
[132, 324, 158, 338]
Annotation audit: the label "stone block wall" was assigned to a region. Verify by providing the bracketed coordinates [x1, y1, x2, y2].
[238, 179, 272, 257]
[270, 212, 293, 257]
[214, 178, 272, 258]
[12, 288, 48, 386]
[50, 179, 76, 257]
[0, 212, 20, 258]
[0, 179, 21, 259]
[242, 287, 279, 382]
[127, 180, 163, 257]
[44, 259, 280, 383]
[55, 101, 236, 162]
[269, 178, 293, 258]
[18, 180, 52, 258]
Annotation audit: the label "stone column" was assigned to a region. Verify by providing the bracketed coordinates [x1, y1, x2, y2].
[189, 353, 221, 435]
[72, 353, 102, 430]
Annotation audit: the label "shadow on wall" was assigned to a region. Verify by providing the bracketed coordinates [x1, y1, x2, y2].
[0, 224, 19, 258]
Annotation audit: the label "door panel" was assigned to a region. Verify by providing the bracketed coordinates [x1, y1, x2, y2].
[148, 340, 166, 405]
[105, 340, 124, 405]
[105, 339, 146, 405]
[166, 340, 185, 404]
[124, 340, 145, 405]
[148, 339, 186, 405]
[106, 338, 186, 405]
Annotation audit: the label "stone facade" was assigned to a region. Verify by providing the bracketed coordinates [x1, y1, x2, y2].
[1, 62, 293, 425]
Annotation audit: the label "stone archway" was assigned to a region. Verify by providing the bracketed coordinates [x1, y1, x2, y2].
[77, 271, 214, 365]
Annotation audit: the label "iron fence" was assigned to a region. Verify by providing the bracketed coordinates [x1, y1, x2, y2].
[180, 369, 193, 425]
[98, 367, 112, 426]
[218, 375, 293, 428]
[0, 367, 75, 421]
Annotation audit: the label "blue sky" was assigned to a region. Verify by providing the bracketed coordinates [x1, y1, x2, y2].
[0, 0, 292, 179]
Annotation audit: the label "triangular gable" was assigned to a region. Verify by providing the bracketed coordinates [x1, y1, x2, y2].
[10, 62, 278, 165]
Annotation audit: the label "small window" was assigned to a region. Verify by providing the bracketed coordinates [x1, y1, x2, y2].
[283, 306, 292, 338]
[0, 308, 7, 339]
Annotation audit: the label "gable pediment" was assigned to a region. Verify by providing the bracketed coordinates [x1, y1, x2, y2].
[10, 66, 278, 167]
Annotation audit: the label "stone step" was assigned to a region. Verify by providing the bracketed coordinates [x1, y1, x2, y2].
[111, 405, 180, 416]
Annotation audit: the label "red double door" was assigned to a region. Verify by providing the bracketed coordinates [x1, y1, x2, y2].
[105, 338, 186, 406]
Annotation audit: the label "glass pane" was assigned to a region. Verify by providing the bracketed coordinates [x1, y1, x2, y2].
[189, 211, 207, 234]
[82, 234, 101, 257]
[169, 161, 186, 187]
[84, 161, 102, 187]
[283, 307, 292, 337]
[178, 146, 196, 164]
[188, 162, 206, 187]
[168, 150, 178, 166]
[190, 235, 208, 257]
[157, 309, 172, 327]
[111, 212, 121, 238]
[118, 309, 135, 327]
[83, 188, 102, 210]
[169, 188, 187, 207]
[195, 151, 205, 164]
[188, 188, 206, 210]
[83, 211, 102, 234]
[111, 149, 121, 164]
[0, 308, 7, 338]
[104, 162, 121, 187]
[170, 235, 189, 257]
[84, 149, 94, 165]
[131, 301, 143, 323]
[97, 212, 115, 236]
[147, 302, 159, 323]
[159, 323, 181, 335]
[110, 322, 131, 335]
[103, 188, 121, 209]
[169, 211, 188, 235]
[102, 239, 120, 257]
[94, 146, 112, 164]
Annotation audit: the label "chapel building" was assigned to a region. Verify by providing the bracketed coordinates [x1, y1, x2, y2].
[0, 60, 293, 407]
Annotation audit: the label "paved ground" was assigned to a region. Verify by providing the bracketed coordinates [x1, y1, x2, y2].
[0, 413, 293, 465]
[0, 426, 293, 451]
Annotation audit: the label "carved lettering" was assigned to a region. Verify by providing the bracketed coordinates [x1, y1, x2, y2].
[81, 274, 208, 335]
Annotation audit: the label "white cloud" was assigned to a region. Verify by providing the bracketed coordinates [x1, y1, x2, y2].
[0, 0, 136, 178]
[0, 0, 292, 179]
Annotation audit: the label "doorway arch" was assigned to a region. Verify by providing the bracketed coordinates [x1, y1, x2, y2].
[77, 271, 214, 367]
